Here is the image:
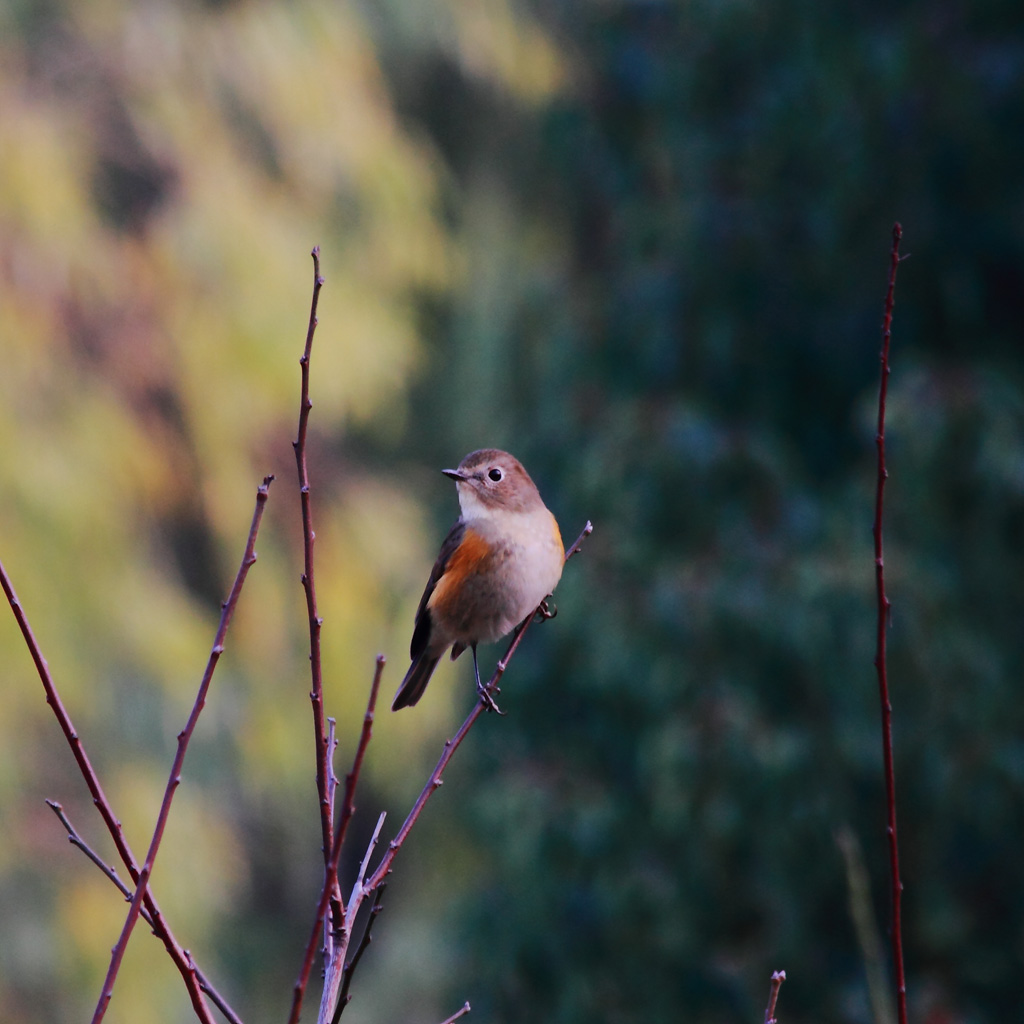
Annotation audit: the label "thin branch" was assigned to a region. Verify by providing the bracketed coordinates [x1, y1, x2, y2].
[367, 520, 593, 893]
[323, 717, 340, 967]
[439, 1004, 472, 1024]
[318, 651, 386, 1024]
[318, 812, 386, 1024]
[367, 695, 484, 895]
[332, 885, 386, 1022]
[288, 656, 385, 1024]
[321, 815, 385, 1023]
[2, 563, 221, 1023]
[564, 522, 594, 560]
[872, 223, 908, 1024]
[292, 245, 335, 876]
[326, 718, 340, 820]
[334, 655, 386, 884]
[763, 970, 786, 1024]
[92, 475, 274, 1024]
[291, 521, 592, 1024]
[47, 801, 152, 921]
[46, 801, 244, 1024]
[349, 812, 387, 907]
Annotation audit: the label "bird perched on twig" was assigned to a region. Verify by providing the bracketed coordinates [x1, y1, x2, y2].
[392, 449, 563, 713]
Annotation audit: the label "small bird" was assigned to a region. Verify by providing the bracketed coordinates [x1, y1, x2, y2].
[392, 449, 564, 712]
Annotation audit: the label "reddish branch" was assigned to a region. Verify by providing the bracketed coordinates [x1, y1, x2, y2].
[366, 520, 592, 895]
[318, 811, 388, 1022]
[873, 222, 908, 1024]
[288, 656, 386, 1024]
[334, 656, 387, 891]
[92, 475, 274, 1023]
[1, 558, 241, 1023]
[292, 245, 335, 878]
[289, 521, 592, 1023]
[763, 970, 786, 1024]
[46, 801, 244, 1024]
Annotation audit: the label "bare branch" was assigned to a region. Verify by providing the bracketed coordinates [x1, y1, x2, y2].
[292, 246, 335, 878]
[763, 970, 786, 1024]
[288, 656, 385, 1024]
[47, 801, 150, 919]
[326, 718, 340, 818]
[92, 475, 274, 1023]
[366, 521, 593, 893]
[564, 521, 594, 559]
[872, 223, 908, 1024]
[332, 885, 386, 1022]
[291, 523, 591, 1023]
[323, 717, 340, 967]
[2, 560, 223, 1022]
[318, 814, 388, 1024]
[439, 1003, 472, 1024]
[350, 812, 387, 906]
[45, 801, 244, 1024]
[335, 654, 386, 880]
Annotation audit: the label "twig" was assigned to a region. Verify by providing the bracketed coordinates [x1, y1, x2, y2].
[347, 814, 387, 920]
[92, 475, 274, 1023]
[333, 886, 386, 1022]
[763, 970, 786, 1024]
[323, 717, 340, 966]
[564, 522, 594, 559]
[326, 718, 340, 817]
[334, 655, 386, 887]
[367, 520, 593, 891]
[372, 523, 593, 883]
[45, 801, 244, 1024]
[873, 223, 908, 1024]
[292, 521, 592, 1024]
[47, 801, 153, 923]
[2, 563, 223, 1022]
[439, 1004, 472, 1024]
[292, 245, 335, 878]
[318, 813, 386, 1024]
[288, 656, 385, 1024]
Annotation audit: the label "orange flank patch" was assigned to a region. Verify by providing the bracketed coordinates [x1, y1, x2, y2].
[428, 528, 492, 615]
[550, 512, 565, 559]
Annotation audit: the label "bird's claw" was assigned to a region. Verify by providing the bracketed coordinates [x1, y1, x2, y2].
[534, 597, 557, 623]
[476, 681, 506, 716]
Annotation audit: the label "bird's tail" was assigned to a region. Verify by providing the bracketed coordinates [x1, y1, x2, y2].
[391, 652, 442, 711]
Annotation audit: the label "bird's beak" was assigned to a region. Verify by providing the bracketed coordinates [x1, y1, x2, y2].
[442, 468, 466, 481]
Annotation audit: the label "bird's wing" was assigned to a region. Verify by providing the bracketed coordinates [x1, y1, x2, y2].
[409, 519, 466, 660]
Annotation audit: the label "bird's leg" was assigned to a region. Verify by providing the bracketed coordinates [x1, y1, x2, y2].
[473, 643, 505, 715]
[533, 595, 557, 623]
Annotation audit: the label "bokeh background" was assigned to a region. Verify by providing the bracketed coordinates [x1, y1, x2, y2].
[2, 1, 1023, 1022]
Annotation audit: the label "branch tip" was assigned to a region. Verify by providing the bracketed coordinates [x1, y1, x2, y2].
[872, 224, 908, 1024]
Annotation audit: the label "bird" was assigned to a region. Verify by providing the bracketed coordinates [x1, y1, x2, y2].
[391, 449, 564, 712]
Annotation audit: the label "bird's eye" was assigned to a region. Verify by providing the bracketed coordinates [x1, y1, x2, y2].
[488, 467, 503, 482]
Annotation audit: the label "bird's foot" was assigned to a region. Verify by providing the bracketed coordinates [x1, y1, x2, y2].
[476, 680, 506, 716]
[534, 597, 557, 623]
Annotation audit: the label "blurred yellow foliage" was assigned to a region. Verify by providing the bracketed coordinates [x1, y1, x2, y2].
[0, 0, 562, 1020]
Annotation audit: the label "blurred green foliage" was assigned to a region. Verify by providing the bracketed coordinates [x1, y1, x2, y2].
[1, 1, 1022, 1023]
